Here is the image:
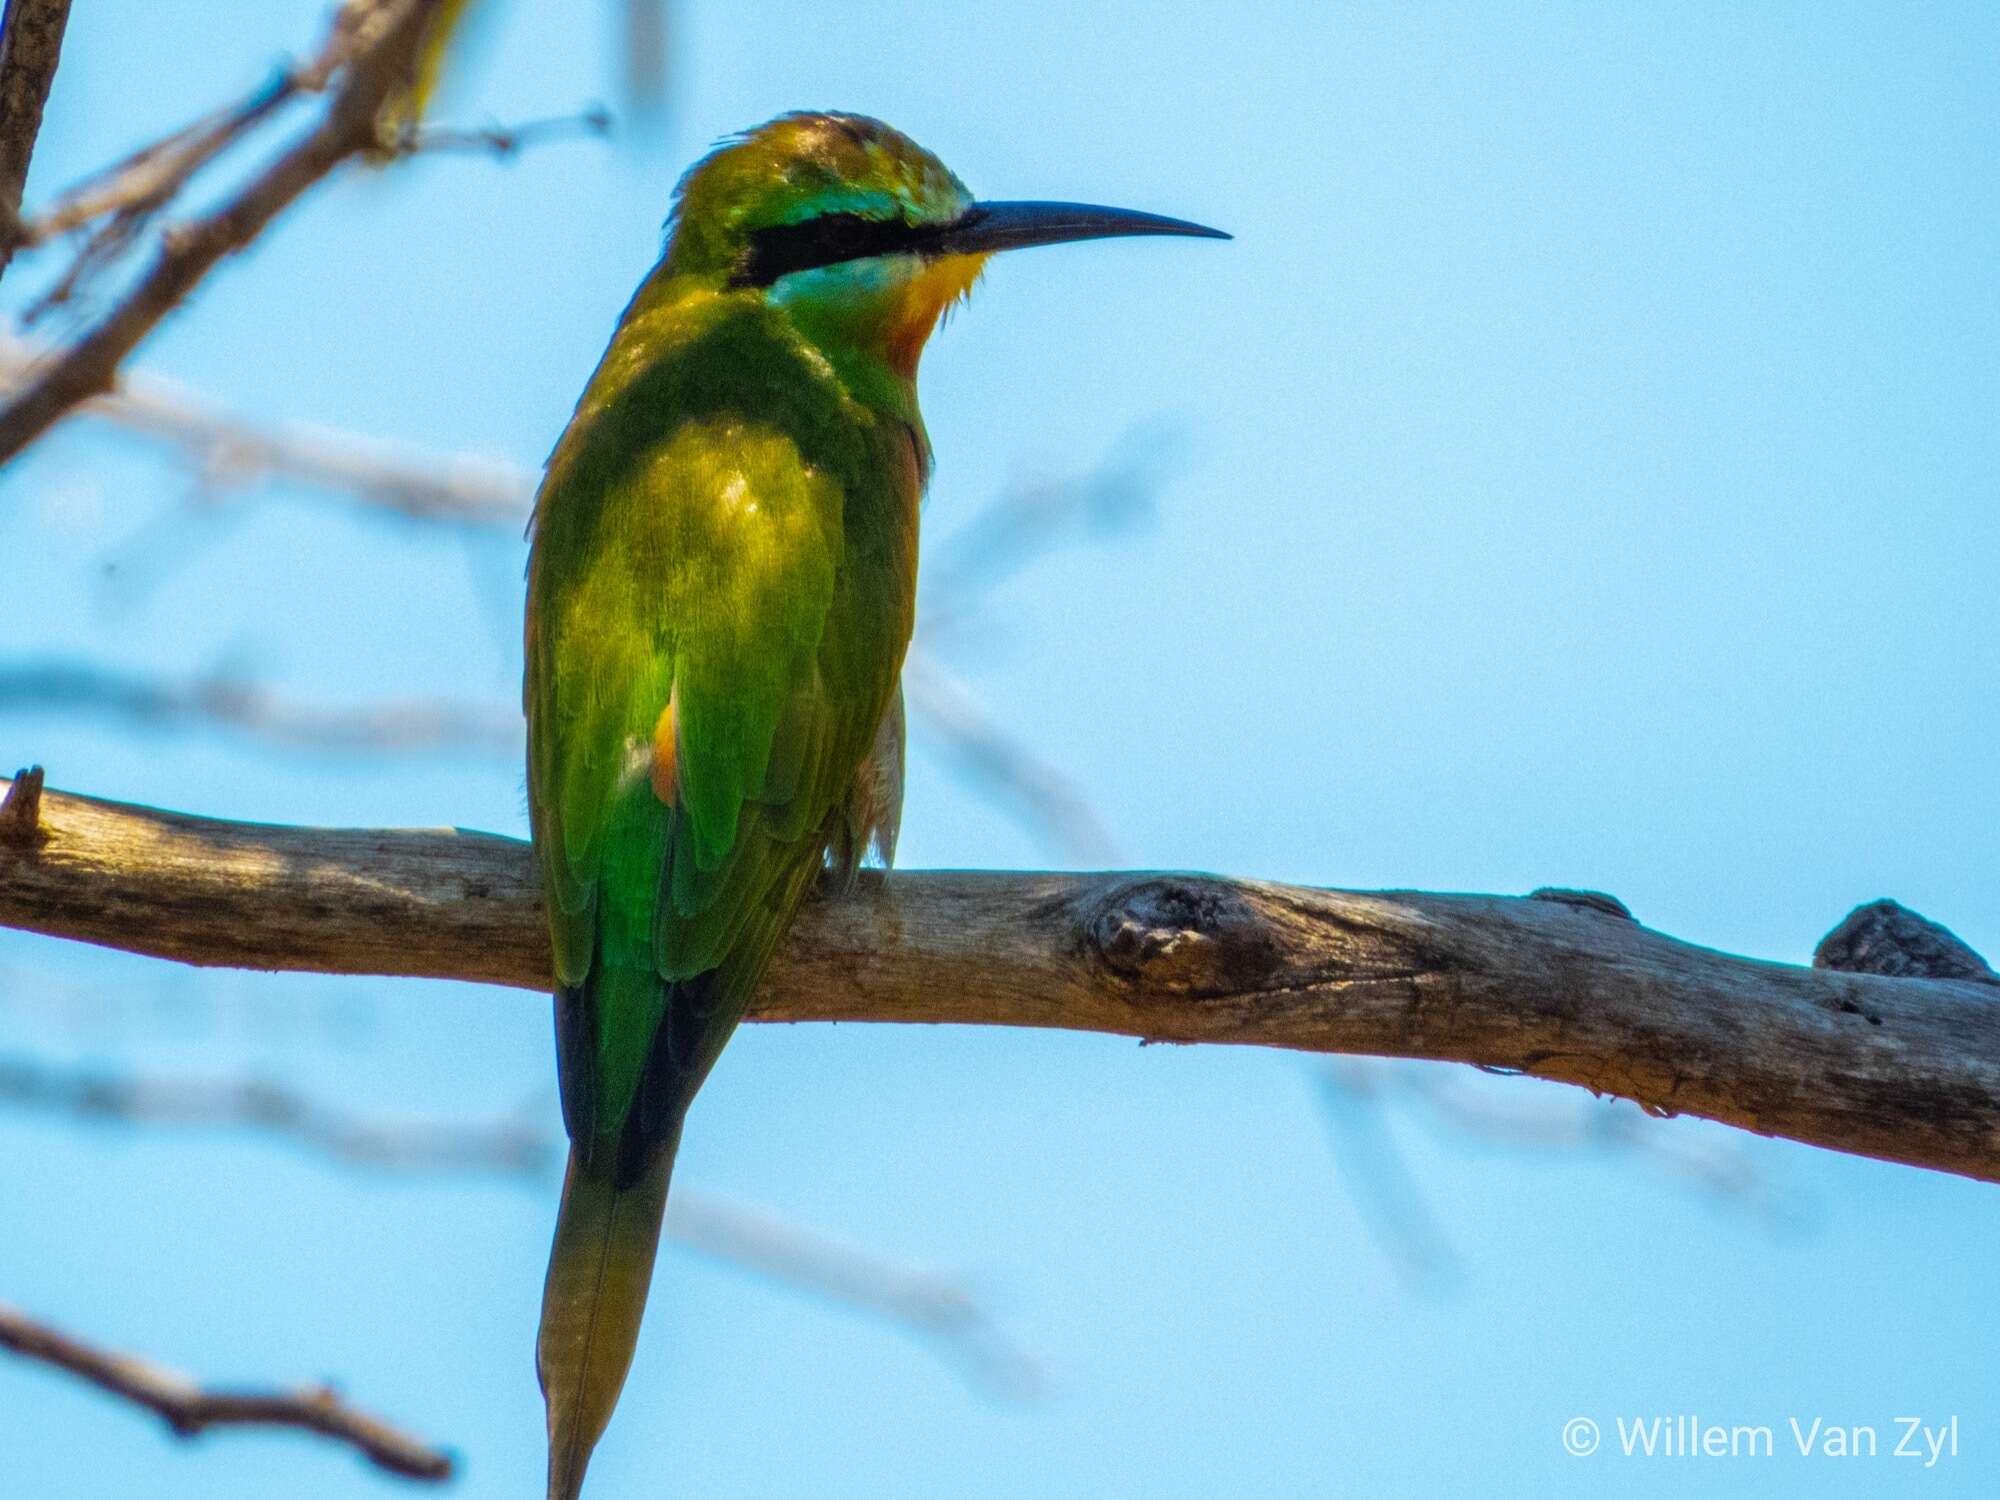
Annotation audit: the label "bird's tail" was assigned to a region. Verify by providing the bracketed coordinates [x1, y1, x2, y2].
[537, 1140, 675, 1500]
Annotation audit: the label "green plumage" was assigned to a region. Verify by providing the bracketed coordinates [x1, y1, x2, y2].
[525, 115, 943, 1500]
[529, 284, 914, 1153]
[524, 109, 1221, 1500]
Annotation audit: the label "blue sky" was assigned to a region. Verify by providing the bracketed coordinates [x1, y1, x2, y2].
[2, 1, 1997, 1496]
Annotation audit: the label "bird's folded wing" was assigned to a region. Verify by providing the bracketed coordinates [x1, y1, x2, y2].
[527, 414, 865, 1133]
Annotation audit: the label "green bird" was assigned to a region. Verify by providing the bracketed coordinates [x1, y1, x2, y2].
[525, 111, 1224, 1498]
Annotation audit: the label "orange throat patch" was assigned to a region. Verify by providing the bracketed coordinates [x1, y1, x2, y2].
[886, 253, 988, 378]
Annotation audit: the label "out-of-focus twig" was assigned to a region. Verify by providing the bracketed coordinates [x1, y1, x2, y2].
[0, 0, 452, 464]
[13, 69, 303, 317]
[902, 655, 1114, 862]
[0, 334, 532, 523]
[0, 337, 1138, 856]
[1419, 1063, 1805, 1222]
[0, 1054, 551, 1174]
[391, 103, 611, 159]
[0, 1303, 453, 1480]
[1319, 1059, 1808, 1260]
[0, 658, 522, 754]
[669, 1191, 1043, 1398]
[1313, 1066, 1461, 1287]
[622, 0, 669, 114]
[0, 0, 72, 280]
[1, 1051, 1038, 1393]
[0, 652, 1121, 856]
[918, 426, 1173, 644]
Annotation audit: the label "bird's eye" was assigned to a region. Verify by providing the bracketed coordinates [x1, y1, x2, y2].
[820, 214, 868, 250]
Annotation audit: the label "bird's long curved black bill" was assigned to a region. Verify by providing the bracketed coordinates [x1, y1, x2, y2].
[931, 200, 1230, 257]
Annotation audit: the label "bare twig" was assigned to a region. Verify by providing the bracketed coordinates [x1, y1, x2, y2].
[3, 772, 1998, 1183]
[14, 69, 305, 320]
[902, 655, 1115, 861]
[0, 1055, 551, 1174]
[2, 338, 1169, 553]
[0, 659, 521, 754]
[14, 79, 295, 249]
[622, 0, 669, 114]
[0, 334, 532, 522]
[1314, 1066, 1462, 1286]
[0, 0, 450, 464]
[669, 1192, 1042, 1397]
[0, 0, 71, 279]
[389, 103, 612, 159]
[0, 648, 1109, 853]
[1323, 1059, 1804, 1237]
[917, 427, 1170, 637]
[0, 1303, 453, 1480]
[0, 1053, 1034, 1385]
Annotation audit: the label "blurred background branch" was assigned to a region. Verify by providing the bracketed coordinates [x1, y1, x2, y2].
[0, 330, 1144, 857]
[0, 0, 470, 462]
[0, 1302, 455, 1481]
[0, 0, 73, 280]
[0, 1048, 1041, 1396]
[0, 658, 523, 755]
[1316, 1058, 1810, 1288]
[0, 333, 533, 523]
[0, 1052, 552, 1174]
[670, 1193, 1044, 1399]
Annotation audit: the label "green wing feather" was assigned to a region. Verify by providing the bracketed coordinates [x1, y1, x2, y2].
[526, 285, 908, 1156]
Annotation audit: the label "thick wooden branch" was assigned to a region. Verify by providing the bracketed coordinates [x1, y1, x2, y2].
[2, 773, 1996, 1183]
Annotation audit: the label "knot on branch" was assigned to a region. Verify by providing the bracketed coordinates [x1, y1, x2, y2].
[1, 766, 48, 847]
[1086, 877, 1281, 994]
[1529, 887, 1634, 921]
[1814, 899, 1999, 986]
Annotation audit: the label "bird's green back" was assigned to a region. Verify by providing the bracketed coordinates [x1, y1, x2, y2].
[527, 273, 921, 1166]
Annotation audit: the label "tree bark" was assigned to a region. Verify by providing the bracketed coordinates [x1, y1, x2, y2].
[0, 0, 72, 280]
[3, 772, 1996, 1183]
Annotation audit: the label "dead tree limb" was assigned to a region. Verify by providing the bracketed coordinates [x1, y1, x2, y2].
[0, 0, 71, 278]
[0, 1303, 453, 1480]
[0, 0, 449, 463]
[1, 772, 1996, 1183]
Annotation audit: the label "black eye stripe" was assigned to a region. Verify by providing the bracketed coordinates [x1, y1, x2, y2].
[731, 212, 942, 289]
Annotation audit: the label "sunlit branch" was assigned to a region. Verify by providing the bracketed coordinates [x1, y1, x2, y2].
[3, 771, 1997, 1183]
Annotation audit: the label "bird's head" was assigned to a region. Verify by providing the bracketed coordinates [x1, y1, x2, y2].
[663, 112, 1226, 379]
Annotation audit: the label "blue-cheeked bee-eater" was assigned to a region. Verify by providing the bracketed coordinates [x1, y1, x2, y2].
[525, 111, 1225, 1497]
